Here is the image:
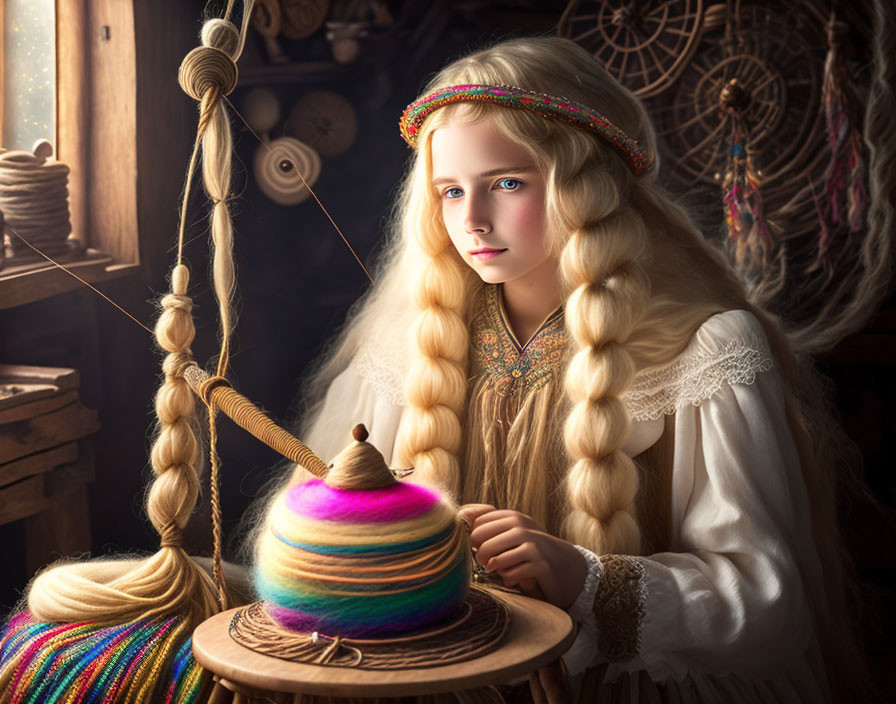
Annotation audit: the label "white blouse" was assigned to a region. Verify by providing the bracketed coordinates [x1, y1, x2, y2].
[304, 310, 830, 703]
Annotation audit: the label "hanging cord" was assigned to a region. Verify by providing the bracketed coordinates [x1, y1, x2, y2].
[173, 2, 258, 608]
[206, 397, 228, 610]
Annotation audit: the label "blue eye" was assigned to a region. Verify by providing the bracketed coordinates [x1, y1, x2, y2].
[495, 178, 521, 190]
[443, 187, 464, 199]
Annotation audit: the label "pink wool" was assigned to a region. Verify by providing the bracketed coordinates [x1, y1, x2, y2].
[285, 478, 440, 523]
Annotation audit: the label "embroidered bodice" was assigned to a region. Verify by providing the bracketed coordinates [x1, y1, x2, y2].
[470, 284, 566, 397]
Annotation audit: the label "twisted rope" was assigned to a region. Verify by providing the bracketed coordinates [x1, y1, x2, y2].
[181, 364, 330, 477]
[229, 587, 511, 669]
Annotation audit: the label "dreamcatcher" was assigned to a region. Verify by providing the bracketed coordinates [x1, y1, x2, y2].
[648, 2, 829, 274]
[558, 0, 895, 355]
[557, 0, 706, 97]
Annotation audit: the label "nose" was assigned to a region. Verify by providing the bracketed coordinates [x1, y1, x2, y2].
[463, 192, 491, 236]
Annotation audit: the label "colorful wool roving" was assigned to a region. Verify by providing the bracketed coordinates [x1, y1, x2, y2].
[0, 611, 207, 704]
[253, 425, 470, 638]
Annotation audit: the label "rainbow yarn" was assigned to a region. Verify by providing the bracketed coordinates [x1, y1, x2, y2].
[254, 425, 469, 638]
[0, 611, 208, 704]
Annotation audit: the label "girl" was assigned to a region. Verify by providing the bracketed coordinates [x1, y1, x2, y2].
[298, 37, 861, 702]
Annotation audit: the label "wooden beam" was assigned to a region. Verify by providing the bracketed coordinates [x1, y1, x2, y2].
[56, 0, 89, 248]
[86, 0, 138, 266]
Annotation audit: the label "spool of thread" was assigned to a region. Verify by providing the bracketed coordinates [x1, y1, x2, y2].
[253, 136, 321, 206]
[254, 424, 469, 637]
[0, 142, 75, 259]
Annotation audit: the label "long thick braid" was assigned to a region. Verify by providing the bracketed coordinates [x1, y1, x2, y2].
[147, 264, 201, 545]
[560, 170, 650, 556]
[401, 157, 469, 495]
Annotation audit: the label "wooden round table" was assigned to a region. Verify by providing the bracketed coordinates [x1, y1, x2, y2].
[192, 589, 575, 701]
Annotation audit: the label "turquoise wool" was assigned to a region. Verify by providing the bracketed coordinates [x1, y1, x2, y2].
[253, 476, 469, 638]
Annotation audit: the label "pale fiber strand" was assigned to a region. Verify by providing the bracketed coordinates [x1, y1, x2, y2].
[26, 7, 253, 627]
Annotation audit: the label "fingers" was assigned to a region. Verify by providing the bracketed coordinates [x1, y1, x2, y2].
[457, 503, 496, 532]
[476, 525, 541, 567]
[484, 542, 537, 572]
[496, 562, 548, 600]
[470, 509, 540, 530]
[469, 511, 541, 546]
[470, 516, 535, 551]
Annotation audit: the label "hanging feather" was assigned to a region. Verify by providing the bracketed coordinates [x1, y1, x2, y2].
[817, 9, 867, 257]
[720, 78, 772, 269]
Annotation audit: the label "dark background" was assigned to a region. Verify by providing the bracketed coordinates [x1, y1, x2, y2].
[0, 0, 892, 693]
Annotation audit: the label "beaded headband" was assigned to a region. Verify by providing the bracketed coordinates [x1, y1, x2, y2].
[399, 83, 648, 176]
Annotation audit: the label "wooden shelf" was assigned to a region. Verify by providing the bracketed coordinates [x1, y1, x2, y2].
[0, 248, 140, 310]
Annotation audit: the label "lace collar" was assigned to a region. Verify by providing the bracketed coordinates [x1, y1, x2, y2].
[470, 284, 566, 397]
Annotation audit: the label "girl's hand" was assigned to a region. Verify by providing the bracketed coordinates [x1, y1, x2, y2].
[457, 504, 587, 610]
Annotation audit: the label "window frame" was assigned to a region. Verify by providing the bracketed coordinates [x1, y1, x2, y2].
[0, 0, 140, 308]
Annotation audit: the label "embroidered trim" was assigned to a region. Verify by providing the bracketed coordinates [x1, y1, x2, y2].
[568, 545, 602, 624]
[592, 555, 647, 663]
[472, 285, 566, 397]
[623, 335, 774, 422]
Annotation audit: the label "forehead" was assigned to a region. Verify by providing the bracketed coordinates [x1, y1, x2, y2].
[430, 118, 533, 175]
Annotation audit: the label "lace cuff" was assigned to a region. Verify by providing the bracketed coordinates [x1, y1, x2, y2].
[592, 555, 647, 663]
[568, 545, 601, 624]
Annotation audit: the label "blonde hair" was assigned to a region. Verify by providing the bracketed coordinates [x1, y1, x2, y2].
[395, 40, 747, 554]
[301, 36, 865, 697]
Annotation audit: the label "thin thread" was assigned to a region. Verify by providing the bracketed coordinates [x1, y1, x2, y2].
[206, 397, 229, 612]
[223, 94, 374, 283]
[5, 226, 154, 335]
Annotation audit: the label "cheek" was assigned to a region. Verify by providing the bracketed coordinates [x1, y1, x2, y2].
[509, 197, 548, 250]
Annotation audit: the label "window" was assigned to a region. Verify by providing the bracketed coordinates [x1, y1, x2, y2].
[1, 0, 56, 152]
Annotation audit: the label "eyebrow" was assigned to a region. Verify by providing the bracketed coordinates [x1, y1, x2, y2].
[431, 165, 535, 187]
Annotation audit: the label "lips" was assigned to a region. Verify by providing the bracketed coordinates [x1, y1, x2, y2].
[469, 247, 507, 261]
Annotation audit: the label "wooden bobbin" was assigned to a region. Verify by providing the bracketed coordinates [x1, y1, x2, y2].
[280, 0, 329, 39]
[253, 137, 321, 206]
